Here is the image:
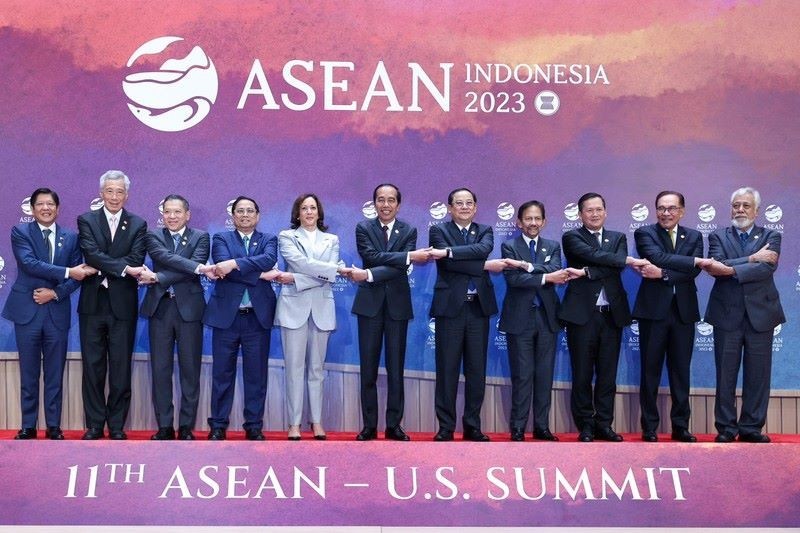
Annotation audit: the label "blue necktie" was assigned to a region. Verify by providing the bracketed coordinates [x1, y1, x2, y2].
[42, 228, 53, 263]
[739, 232, 748, 249]
[241, 235, 251, 307]
[172, 232, 181, 252]
[529, 239, 541, 307]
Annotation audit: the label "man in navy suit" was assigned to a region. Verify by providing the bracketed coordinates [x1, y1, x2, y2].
[428, 188, 505, 442]
[348, 183, 433, 442]
[558, 192, 649, 442]
[632, 191, 704, 443]
[2, 188, 94, 439]
[203, 196, 278, 441]
[140, 194, 217, 441]
[78, 171, 148, 440]
[500, 200, 574, 442]
[702, 187, 785, 443]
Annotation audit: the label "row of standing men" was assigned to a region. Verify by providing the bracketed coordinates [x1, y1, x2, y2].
[2, 172, 785, 443]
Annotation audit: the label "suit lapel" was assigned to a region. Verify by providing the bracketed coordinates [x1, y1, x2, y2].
[53, 224, 67, 264]
[744, 227, 763, 253]
[656, 225, 673, 253]
[579, 226, 600, 249]
[673, 225, 687, 254]
[725, 227, 741, 253]
[513, 235, 531, 261]
[28, 222, 48, 261]
[178, 228, 192, 256]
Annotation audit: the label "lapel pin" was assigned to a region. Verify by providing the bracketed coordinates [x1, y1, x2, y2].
[753, 235, 759, 239]
[680, 234, 685, 239]
[252, 242, 258, 247]
[470, 230, 476, 235]
[395, 229, 399, 234]
[541, 248, 547, 253]
[57, 243, 62, 247]
[604, 238, 609, 243]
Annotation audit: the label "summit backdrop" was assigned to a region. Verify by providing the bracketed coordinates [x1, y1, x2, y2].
[0, 0, 797, 390]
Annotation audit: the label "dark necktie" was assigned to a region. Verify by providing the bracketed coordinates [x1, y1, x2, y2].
[529, 239, 541, 307]
[461, 227, 477, 292]
[42, 228, 53, 263]
[739, 232, 748, 249]
[172, 233, 182, 253]
[382, 225, 390, 245]
[594, 231, 602, 247]
[241, 235, 251, 307]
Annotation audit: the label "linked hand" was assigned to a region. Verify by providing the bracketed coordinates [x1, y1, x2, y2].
[564, 267, 586, 279]
[750, 244, 778, 265]
[214, 259, 238, 277]
[199, 264, 220, 280]
[409, 247, 434, 263]
[484, 259, 508, 272]
[260, 269, 282, 281]
[639, 263, 663, 279]
[348, 266, 369, 282]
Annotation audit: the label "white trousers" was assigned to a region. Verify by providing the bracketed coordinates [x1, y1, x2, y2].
[281, 320, 330, 426]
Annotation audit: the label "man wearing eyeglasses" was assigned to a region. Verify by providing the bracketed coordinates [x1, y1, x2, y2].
[203, 196, 278, 441]
[632, 191, 704, 443]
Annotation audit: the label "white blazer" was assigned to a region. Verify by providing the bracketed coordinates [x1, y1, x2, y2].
[273, 228, 339, 331]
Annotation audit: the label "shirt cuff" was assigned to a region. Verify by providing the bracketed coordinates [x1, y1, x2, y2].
[366, 269, 374, 283]
[64, 267, 70, 279]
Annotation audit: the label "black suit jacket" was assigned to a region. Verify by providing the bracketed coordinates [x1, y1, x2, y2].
[705, 225, 785, 332]
[140, 227, 210, 322]
[351, 218, 416, 321]
[429, 220, 498, 318]
[632, 223, 702, 323]
[77, 208, 147, 320]
[499, 235, 561, 334]
[558, 226, 631, 328]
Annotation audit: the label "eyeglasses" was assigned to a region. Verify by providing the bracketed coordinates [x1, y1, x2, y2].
[656, 206, 682, 214]
[452, 201, 475, 208]
[234, 208, 257, 215]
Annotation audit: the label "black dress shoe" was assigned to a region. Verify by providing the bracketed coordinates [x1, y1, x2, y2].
[208, 428, 227, 441]
[385, 426, 411, 441]
[82, 427, 104, 440]
[671, 428, 697, 443]
[45, 426, 64, 440]
[714, 431, 736, 443]
[177, 427, 195, 440]
[594, 426, 623, 442]
[578, 425, 594, 442]
[510, 428, 525, 442]
[533, 428, 559, 442]
[246, 428, 266, 441]
[356, 427, 377, 441]
[14, 428, 37, 440]
[739, 432, 771, 443]
[463, 427, 490, 442]
[109, 430, 128, 440]
[151, 427, 175, 440]
[642, 431, 658, 442]
[434, 428, 454, 441]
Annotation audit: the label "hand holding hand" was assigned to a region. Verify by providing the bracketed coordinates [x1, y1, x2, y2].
[639, 263, 663, 279]
[750, 244, 778, 265]
[484, 259, 508, 272]
[214, 259, 238, 277]
[32, 287, 56, 304]
[348, 266, 369, 282]
[409, 247, 434, 263]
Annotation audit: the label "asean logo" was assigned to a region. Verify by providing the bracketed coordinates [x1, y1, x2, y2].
[496, 202, 515, 221]
[564, 203, 579, 221]
[20, 197, 32, 215]
[697, 204, 716, 223]
[90, 198, 104, 211]
[362, 201, 377, 219]
[764, 205, 782, 223]
[696, 322, 713, 336]
[429, 201, 447, 220]
[630, 203, 649, 222]
[123, 36, 218, 132]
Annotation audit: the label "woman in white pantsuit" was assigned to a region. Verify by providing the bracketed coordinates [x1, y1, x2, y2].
[274, 194, 342, 440]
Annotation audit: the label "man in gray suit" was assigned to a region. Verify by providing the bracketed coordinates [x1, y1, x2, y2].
[139, 194, 217, 440]
[702, 187, 785, 443]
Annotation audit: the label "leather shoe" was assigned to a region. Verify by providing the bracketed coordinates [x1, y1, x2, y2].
[671, 428, 697, 443]
[434, 428, 454, 441]
[356, 427, 377, 441]
[510, 428, 525, 442]
[463, 427, 490, 442]
[109, 430, 127, 440]
[642, 431, 658, 442]
[714, 431, 736, 443]
[385, 426, 411, 441]
[177, 427, 195, 440]
[578, 425, 594, 442]
[208, 428, 226, 441]
[45, 426, 64, 440]
[594, 426, 623, 442]
[739, 432, 771, 443]
[533, 428, 559, 442]
[245, 428, 265, 441]
[151, 427, 175, 440]
[82, 427, 104, 440]
[14, 428, 37, 440]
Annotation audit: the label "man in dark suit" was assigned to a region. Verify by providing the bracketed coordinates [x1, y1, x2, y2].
[78, 170, 148, 440]
[203, 196, 277, 441]
[559, 192, 648, 442]
[140, 194, 217, 441]
[2, 188, 94, 440]
[348, 184, 433, 442]
[500, 200, 573, 442]
[702, 187, 785, 443]
[428, 187, 504, 442]
[632, 191, 704, 443]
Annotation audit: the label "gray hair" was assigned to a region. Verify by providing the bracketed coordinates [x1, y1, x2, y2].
[730, 187, 760, 209]
[99, 170, 131, 192]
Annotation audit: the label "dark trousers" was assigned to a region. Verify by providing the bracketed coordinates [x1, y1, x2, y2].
[638, 300, 694, 432]
[15, 309, 68, 428]
[79, 288, 135, 431]
[148, 296, 202, 429]
[434, 299, 489, 432]
[566, 309, 622, 431]
[713, 317, 773, 436]
[209, 311, 270, 430]
[507, 306, 557, 432]
[357, 307, 408, 430]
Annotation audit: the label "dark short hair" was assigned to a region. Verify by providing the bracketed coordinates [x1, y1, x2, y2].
[448, 187, 477, 205]
[162, 194, 190, 211]
[290, 193, 328, 231]
[30, 188, 59, 208]
[655, 190, 685, 208]
[373, 183, 401, 204]
[517, 200, 546, 220]
[231, 196, 260, 214]
[578, 192, 605, 211]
